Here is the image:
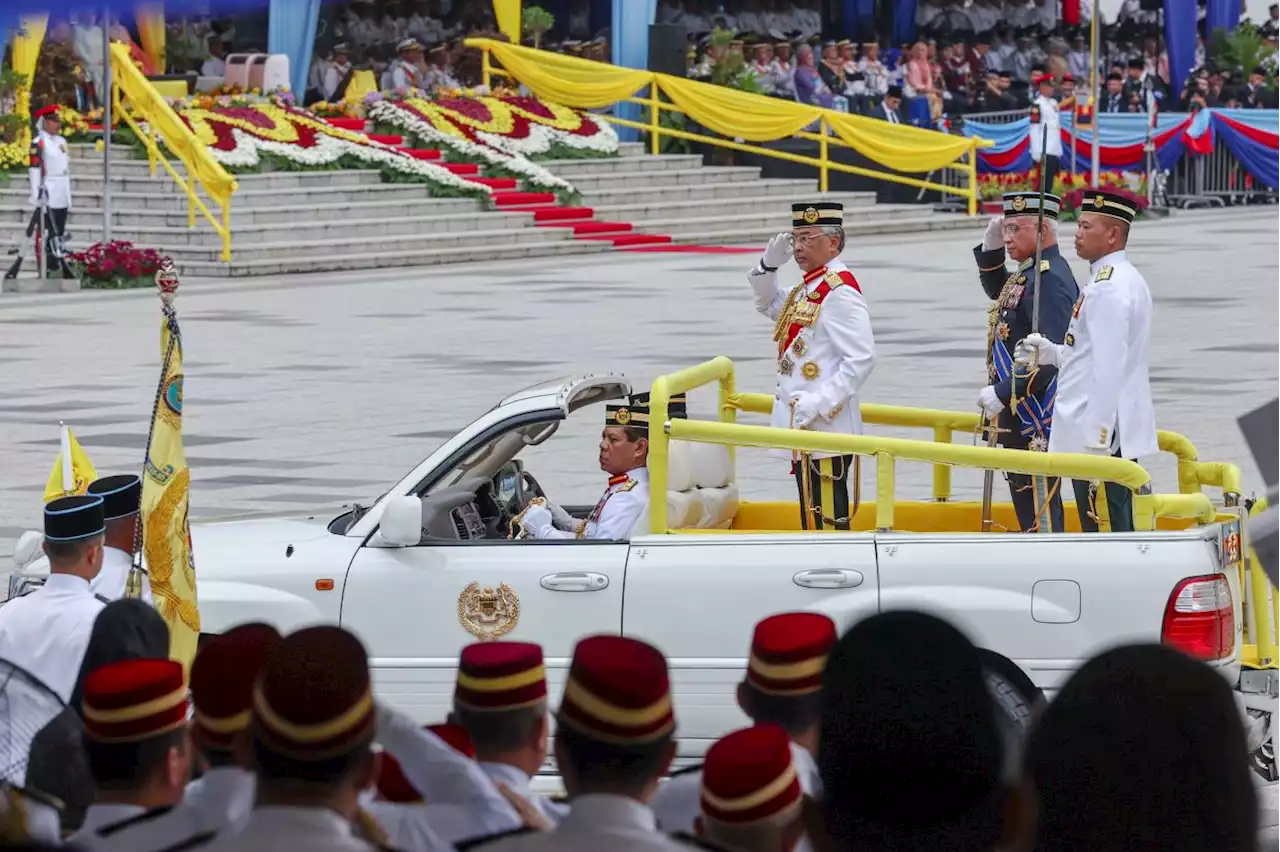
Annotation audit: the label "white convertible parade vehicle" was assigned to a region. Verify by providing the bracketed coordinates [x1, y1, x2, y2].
[9, 357, 1278, 768]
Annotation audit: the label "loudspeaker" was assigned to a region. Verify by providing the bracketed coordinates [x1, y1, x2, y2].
[649, 23, 687, 76]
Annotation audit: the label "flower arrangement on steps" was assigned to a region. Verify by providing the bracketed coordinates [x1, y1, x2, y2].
[67, 241, 170, 289]
[978, 170, 1150, 220]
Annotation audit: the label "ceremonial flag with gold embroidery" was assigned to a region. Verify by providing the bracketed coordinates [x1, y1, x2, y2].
[43, 424, 98, 503]
[137, 264, 200, 671]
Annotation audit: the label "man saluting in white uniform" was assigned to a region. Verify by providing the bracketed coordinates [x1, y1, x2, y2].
[749, 202, 876, 530]
[518, 394, 686, 540]
[1018, 189, 1157, 532]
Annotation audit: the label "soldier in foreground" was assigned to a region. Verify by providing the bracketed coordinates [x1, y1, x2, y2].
[1018, 190, 1157, 532]
[652, 611, 832, 850]
[974, 192, 1078, 532]
[750, 202, 876, 530]
[695, 725, 807, 852]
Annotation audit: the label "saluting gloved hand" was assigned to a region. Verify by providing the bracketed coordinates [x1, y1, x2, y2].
[982, 215, 1004, 251]
[761, 232, 794, 270]
[790, 391, 822, 429]
[519, 503, 554, 537]
[1014, 333, 1060, 368]
[978, 386, 1004, 418]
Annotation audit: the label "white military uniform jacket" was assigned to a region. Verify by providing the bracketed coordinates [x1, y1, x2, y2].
[183, 766, 255, 833]
[192, 806, 384, 852]
[750, 258, 876, 457]
[465, 794, 701, 852]
[365, 801, 467, 850]
[527, 469, 649, 541]
[29, 129, 73, 210]
[25, 545, 155, 604]
[651, 743, 821, 851]
[1029, 94, 1064, 159]
[0, 573, 104, 701]
[1049, 249, 1158, 459]
[70, 802, 215, 852]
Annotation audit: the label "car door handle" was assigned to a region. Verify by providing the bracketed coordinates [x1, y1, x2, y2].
[793, 569, 863, 589]
[540, 572, 610, 592]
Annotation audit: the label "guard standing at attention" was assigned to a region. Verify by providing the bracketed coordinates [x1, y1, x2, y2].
[29, 104, 73, 275]
[974, 192, 1078, 532]
[0, 496, 107, 703]
[1018, 190, 1157, 533]
[750, 203, 876, 531]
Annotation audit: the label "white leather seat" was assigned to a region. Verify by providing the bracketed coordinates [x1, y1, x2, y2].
[688, 443, 739, 529]
[665, 440, 705, 530]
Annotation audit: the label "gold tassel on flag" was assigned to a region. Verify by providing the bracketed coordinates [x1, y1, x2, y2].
[43, 423, 98, 503]
[135, 259, 200, 671]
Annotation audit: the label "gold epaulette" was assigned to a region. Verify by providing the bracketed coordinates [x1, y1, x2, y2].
[618, 479, 638, 492]
[1095, 265, 1113, 282]
[823, 270, 845, 289]
[1039, 259, 1051, 272]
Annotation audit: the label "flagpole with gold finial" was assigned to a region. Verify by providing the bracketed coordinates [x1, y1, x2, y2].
[59, 421, 73, 495]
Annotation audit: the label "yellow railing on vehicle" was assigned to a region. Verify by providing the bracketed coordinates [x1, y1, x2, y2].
[464, 38, 990, 214]
[646, 357, 1244, 535]
[109, 43, 238, 262]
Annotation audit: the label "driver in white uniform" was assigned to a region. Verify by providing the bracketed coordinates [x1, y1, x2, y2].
[518, 393, 685, 540]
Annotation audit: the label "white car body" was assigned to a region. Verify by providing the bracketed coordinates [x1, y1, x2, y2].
[8, 371, 1267, 768]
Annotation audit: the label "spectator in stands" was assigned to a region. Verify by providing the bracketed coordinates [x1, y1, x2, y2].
[859, 42, 889, 99]
[1026, 644, 1258, 852]
[1262, 3, 1279, 42]
[905, 41, 933, 97]
[736, 0, 767, 38]
[323, 43, 352, 100]
[202, 37, 228, 77]
[1102, 71, 1126, 111]
[875, 85, 903, 123]
[1012, 31, 1036, 83]
[1246, 67, 1277, 108]
[942, 40, 973, 111]
[793, 43, 833, 107]
[769, 41, 796, 99]
[750, 42, 776, 94]
[1059, 73, 1077, 105]
[1068, 31, 1090, 80]
[346, 1, 386, 50]
[819, 41, 845, 92]
[966, 32, 990, 80]
[679, 0, 712, 40]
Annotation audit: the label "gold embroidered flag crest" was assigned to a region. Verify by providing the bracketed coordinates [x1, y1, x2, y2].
[133, 260, 200, 671]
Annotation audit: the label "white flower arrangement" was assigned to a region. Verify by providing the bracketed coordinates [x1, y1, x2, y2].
[367, 101, 576, 197]
[206, 127, 491, 198]
[475, 117, 620, 158]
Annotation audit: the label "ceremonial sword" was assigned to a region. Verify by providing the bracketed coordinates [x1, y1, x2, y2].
[1026, 122, 1053, 533]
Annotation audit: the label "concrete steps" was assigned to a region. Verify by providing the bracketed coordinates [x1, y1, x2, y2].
[576, 178, 816, 206]
[667, 214, 976, 247]
[630, 203, 941, 238]
[586, 192, 878, 224]
[0, 197, 480, 228]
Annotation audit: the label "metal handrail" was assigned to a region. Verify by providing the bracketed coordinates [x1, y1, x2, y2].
[467, 39, 982, 213]
[645, 357, 1230, 534]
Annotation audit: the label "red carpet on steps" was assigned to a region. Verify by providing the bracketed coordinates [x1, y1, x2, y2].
[520, 206, 595, 221]
[619, 244, 759, 253]
[366, 132, 404, 146]
[470, 176, 519, 190]
[440, 162, 480, 175]
[398, 148, 442, 161]
[578, 233, 673, 247]
[537, 220, 632, 235]
[492, 191, 557, 206]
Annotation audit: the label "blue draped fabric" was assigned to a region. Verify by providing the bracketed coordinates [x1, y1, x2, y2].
[894, 0, 918, 45]
[1205, 0, 1243, 35]
[842, 0, 875, 34]
[1207, 109, 1280, 188]
[268, 0, 321, 99]
[1164, 0, 1197, 92]
[611, 0, 656, 142]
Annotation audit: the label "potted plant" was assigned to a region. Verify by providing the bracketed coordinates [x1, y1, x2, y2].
[67, 241, 171, 289]
[522, 6, 555, 49]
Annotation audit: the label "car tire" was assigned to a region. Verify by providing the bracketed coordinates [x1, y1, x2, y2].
[980, 652, 1043, 735]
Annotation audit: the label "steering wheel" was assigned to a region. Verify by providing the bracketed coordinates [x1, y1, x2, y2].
[515, 470, 548, 513]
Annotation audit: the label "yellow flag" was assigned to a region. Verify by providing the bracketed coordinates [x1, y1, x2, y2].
[43, 426, 98, 503]
[140, 306, 200, 670]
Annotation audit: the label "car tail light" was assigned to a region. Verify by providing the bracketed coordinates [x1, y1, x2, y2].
[1162, 574, 1235, 661]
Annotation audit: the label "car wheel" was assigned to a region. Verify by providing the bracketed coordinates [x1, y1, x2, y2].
[986, 666, 1037, 734]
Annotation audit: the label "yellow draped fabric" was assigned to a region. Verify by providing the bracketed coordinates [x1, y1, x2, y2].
[824, 111, 977, 174]
[11, 15, 49, 126]
[110, 44, 238, 207]
[486, 40, 650, 108]
[470, 38, 988, 174]
[492, 0, 522, 46]
[342, 69, 378, 104]
[658, 74, 816, 142]
[139, 306, 200, 671]
[135, 4, 166, 74]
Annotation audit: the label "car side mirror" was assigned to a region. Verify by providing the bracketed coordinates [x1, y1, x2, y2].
[381, 496, 424, 546]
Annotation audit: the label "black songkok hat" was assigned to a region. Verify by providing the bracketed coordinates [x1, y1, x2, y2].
[791, 202, 844, 228]
[1082, 189, 1138, 223]
[87, 474, 142, 522]
[1002, 191, 1061, 219]
[45, 495, 106, 542]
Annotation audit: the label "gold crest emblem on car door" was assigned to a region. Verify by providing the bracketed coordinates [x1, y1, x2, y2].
[458, 582, 521, 641]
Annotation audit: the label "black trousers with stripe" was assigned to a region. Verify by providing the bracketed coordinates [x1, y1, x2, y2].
[794, 455, 855, 531]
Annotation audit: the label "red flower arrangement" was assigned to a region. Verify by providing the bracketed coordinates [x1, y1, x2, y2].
[67, 241, 172, 289]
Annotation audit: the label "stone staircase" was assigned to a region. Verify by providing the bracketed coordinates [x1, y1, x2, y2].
[1, 140, 973, 281]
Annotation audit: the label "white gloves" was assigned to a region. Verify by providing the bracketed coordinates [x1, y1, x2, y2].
[978, 385, 1003, 418]
[790, 391, 822, 429]
[1081, 440, 1113, 456]
[1014, 333, 1061, 368]
[547, 502, 574, 530]
[982, 215, 1004, 251]
[518, 503, 553, 537]
[761, 232, 794, 270]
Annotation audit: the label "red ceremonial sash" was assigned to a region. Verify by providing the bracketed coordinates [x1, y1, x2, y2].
[778, 268, 860, 357]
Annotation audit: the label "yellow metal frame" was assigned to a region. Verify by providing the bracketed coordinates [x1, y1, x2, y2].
[647, 357, 1232, 535]
[108, 44, 237, 262]
[471, 40, 984, 214]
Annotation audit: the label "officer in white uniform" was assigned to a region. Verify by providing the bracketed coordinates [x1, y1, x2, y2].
[651, 612, 832, 852]
[517, 393, 685, 541]
[389, 38, 426, 90]
[750, 202, 876, 530]
[1018, 189, 1157, 533]
[1028, 73, 1063, 191]
[24, 474, 155, 603]
[28, 105, 73, 274]
[0, 495, 107, 703]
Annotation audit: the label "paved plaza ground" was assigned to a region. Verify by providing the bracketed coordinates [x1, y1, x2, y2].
[1, 207, 1276, 557]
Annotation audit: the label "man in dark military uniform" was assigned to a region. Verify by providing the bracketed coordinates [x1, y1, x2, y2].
[973, 191, 1078, 532]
